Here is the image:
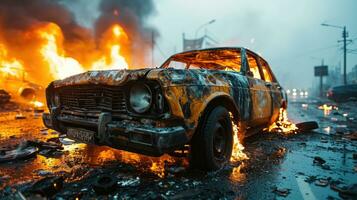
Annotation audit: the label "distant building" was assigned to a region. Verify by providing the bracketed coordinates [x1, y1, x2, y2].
[325, 65, 342, 89]
[347, 65, 357, 84]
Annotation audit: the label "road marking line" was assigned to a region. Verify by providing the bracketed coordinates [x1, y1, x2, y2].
[296, 176, 317, 200]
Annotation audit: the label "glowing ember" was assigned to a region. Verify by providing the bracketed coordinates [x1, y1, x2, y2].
[97, 149, 116, 163]
[30, 101, 44, 108]
[318, 104, 333, 116]
[230, 113, 248, 162]
[230, 162, 247, 182]
[268, 108, 298, 134]
[150, 162, 165, 178]
[149, 155, 177, 178]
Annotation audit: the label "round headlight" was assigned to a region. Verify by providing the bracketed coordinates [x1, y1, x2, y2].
[130, 84, 152, 113]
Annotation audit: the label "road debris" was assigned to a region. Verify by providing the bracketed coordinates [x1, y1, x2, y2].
[331, 183, 357, 199]
[272, 186, 290, 197]
[313, 156, 326, 165]
[295, 121, 319, 131]
[59, 137, 75, 145]
[344, 132, 357, 141]
[29, 176, 63, 197]
[117, 177, 140, 187]
[92, 175, 117, 195]
[14, 114, 26, 120]
[315, 178, 329, 187]
[0, 143, 38, 163]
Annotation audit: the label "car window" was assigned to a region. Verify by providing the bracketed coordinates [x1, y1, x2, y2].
[162, 50, 241, 72]
[260, 60, 273, 82]
[247, 53, 261, 79]
[166, 60, 187, 69]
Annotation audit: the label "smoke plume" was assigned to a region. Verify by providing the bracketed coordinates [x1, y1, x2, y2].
[0, 0, 158, 86]
[95, 0, 158, 66]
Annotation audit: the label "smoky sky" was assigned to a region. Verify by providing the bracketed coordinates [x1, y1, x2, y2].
[148, 0, 357, 89]
[0, 0, 91, 43]
[1, 0, 355, 89]
[95, 0, 158, 38]
[94, 0, 159, 65]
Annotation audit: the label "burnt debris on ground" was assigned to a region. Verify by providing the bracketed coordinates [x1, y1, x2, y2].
[0, 99, 356, 199]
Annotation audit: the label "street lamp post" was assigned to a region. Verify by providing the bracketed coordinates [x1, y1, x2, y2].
[321, 23, 349, 85]
[195, 19, 216, 39]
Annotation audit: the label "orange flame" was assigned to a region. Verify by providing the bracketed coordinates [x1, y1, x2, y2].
[90, 24, 129, 71]
[37, 23, 84, 80]
[268, 108, 298, 134]
[230, 113, 249, 162]
[0, 44, 25, 82]
[1, 22, 130, 88]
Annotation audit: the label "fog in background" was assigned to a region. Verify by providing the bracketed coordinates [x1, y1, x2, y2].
[64, 0, 357, 89]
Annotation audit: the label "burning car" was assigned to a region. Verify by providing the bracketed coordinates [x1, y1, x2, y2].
[43, 47, 287, 170]
[0, 89, 11, 105]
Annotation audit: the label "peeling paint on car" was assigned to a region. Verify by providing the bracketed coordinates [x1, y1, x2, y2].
[44, 47, 286, 156]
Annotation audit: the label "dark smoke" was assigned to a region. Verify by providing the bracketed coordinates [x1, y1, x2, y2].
[0, 0, 93, 85]
[0, 0, 92, 44]
[95, 0, 159, 66]
[0, 0, 159, 73]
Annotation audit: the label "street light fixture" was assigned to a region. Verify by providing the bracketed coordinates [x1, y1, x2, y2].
[321, 23, 349, 85]
[195, 19, 216, 39]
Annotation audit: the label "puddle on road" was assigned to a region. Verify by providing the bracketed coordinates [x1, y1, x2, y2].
[0, 101, 356, 199]
[0, 113, 188, 189]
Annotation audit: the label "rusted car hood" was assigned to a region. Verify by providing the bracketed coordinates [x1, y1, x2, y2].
[52, 68, 242, 88]
[53, 69, 154, 88]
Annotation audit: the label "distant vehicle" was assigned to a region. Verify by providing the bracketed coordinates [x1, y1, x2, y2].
[0, 89, 11, 105]
[327, 84, 357, 102]
[43, 47, 287, 171]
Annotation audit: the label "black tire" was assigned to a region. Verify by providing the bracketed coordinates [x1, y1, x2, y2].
[190, 106, 233, 171]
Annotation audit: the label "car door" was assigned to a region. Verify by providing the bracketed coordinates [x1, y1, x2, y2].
[259, 58, 282, 124]
[245, 51, 272, 126]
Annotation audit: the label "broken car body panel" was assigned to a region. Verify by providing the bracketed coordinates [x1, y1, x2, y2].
[43, 47, 286, 156]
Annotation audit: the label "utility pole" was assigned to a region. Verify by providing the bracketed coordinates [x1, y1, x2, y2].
[195, 19, 216, 39]
[321, 23, 351, 85]
[343, 26, 347, 85]
[320, 59, 324, 97]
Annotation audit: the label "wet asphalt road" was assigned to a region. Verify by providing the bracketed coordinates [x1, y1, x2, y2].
[0, 98, 356, 199]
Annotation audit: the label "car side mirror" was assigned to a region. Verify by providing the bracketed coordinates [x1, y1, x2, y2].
[246, 71, 254, 77]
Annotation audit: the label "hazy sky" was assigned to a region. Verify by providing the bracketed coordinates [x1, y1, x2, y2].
[66, 0, 357, 89]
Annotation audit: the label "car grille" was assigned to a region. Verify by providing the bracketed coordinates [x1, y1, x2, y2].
[58, 85, 127, 114]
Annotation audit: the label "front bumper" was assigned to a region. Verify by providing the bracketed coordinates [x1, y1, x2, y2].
[42, 112, 188, 156]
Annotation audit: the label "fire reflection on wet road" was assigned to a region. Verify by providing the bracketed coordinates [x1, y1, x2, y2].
[0, 100, 356, 199]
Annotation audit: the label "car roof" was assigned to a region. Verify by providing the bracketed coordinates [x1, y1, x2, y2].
[170, 47, 268, 63]
[334, 84, 357, 89]
[171, 47, 243, 57]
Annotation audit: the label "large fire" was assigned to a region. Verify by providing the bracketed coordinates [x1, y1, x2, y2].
[0, 44, 25, 80]
[0, 22, 130, 86]
[0, 21, 131, 108]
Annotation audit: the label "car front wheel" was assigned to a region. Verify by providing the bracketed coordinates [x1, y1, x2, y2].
[190, 106, 233, 171]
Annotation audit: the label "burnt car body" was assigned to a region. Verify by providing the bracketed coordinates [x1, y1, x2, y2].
[0, 89, 11, 105]
[327, 84, 357, 102]
[43, 47, 287, 170]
